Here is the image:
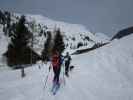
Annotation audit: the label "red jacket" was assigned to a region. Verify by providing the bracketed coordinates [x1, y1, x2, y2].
[52, 54, 60, 69]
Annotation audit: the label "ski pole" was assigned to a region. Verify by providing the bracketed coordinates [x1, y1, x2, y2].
[62, 62, 66, 85]
[44, 64, 51, 90]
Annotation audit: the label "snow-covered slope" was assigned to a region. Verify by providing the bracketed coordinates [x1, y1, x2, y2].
[25, 14, 100, 54]
[0, 34, 133, 100]
[0, 10, 109, 56]
[71, 34, 133, 100]
[26, 14, 90, 34]
[25, 14, 95, 54]
[0, 25, 8, 66]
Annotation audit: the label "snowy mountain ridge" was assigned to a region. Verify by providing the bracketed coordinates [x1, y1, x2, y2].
[26, 14, 90, 34]
[0, 10, 109, 56]
[25, 14, 110, 54]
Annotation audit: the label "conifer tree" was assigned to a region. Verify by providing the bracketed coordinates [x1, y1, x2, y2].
[52, 28, 65, 54]
[6, 15, 33, 67]
[41, 31, 52, 61]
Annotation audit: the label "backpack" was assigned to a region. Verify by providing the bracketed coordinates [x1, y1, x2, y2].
[52, 54, 60, 68]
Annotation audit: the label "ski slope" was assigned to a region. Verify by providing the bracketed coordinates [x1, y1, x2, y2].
[0, 34, 133, 100]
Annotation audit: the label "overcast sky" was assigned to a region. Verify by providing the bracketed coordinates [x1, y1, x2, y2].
[0, 0, 133, 37]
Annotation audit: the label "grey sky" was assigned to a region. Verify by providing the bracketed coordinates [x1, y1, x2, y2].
[0, 0, 133, 37]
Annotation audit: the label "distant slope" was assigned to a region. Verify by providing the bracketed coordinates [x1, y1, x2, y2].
[26, 14, 90, 34]
[26, 14, 111, 55]
[0, 10, 108, 56]
[25, 14, 95, 54]
[111, 26, 133, 40]
[0, 10, 110, 67]
[25, 14, 103, 54]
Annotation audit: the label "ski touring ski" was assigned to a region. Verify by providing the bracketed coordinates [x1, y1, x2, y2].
[51, 82, 60, 95]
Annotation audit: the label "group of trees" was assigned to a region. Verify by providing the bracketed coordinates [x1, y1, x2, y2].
[0, 10, 11, 25]
[0, 10, 11, 36]
[41, 31, 52, 61]
[3, 14, 65, 68]
[4, 15, 36, 68]
[41, 28, 65, 62]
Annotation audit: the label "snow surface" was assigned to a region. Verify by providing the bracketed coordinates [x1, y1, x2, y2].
[0, 34, 133, 100]
[26, 14, 90, 34]
[0, 25, 9, 67]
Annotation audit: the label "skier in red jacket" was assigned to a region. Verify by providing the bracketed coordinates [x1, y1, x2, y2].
[50, 51, 61, 85]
